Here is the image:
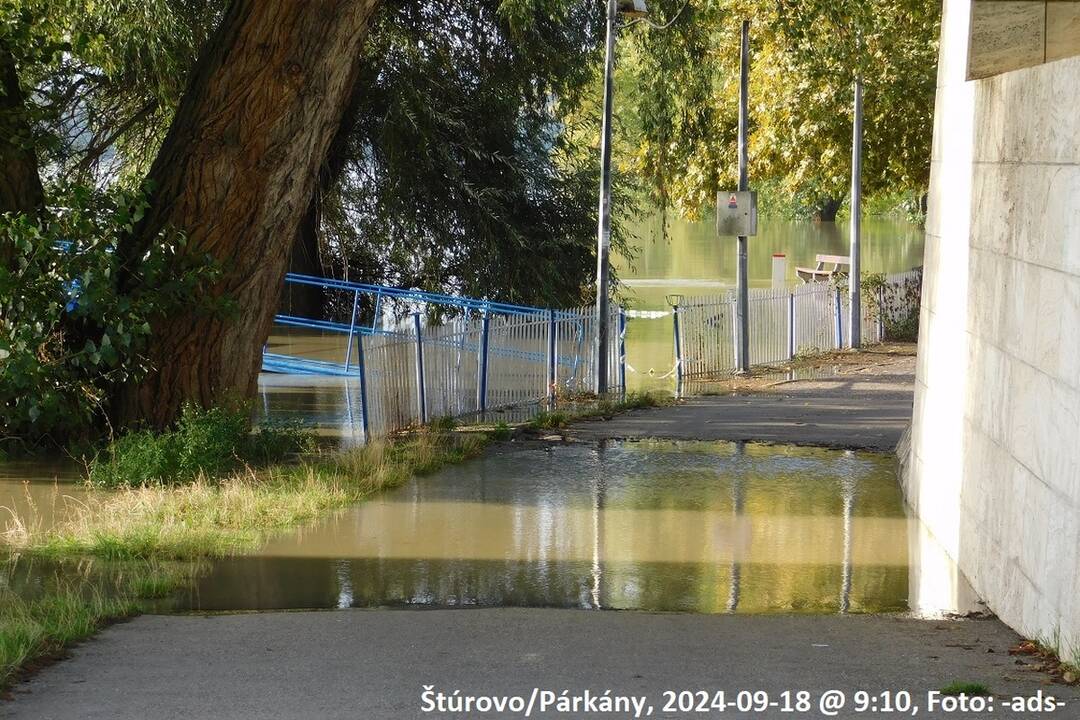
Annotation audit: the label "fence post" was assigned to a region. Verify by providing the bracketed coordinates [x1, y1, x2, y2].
[344, 289, 360, 372]
[834, 288, 843, 350]
[673, 304, 683, 398]
[546, 309, 557, 407]
[618, 308, 627, 398]
[476, 312, 491, 413]
[413, 312, 427, 424]
[788, 292, 796, 360]
[356, 333, 370, 439]
[877, 284, 885, 342]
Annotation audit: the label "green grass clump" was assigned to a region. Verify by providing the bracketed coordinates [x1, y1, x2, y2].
[490, 421, 513, 441]
[529, 410, 569, 429]
[0, 588, 138, 689]
[428, 416, 456, 432]
[939, 682, 990, 696]
[533, 391, 667, 428]
[89, 404, 315, 487]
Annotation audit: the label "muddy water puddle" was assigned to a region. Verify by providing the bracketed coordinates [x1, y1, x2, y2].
[178, 441, 915, 614]
[0, 461, 85, 535]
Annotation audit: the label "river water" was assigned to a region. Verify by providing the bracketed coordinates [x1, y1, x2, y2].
[615, 215, 925, 390]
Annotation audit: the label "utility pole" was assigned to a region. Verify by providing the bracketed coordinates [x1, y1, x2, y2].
[735, 20, 750, 373]
[594, 0, 618, 395]
[848, 76, 863, 348]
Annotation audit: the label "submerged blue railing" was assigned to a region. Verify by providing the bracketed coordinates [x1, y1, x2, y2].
[262, 273, 625, 436]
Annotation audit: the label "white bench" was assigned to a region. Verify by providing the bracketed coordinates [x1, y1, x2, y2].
[796, 254, 850, 283]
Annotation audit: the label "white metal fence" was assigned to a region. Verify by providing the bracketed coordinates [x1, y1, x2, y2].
[677, 269, 922, 379]
[338, 304, 623, 437]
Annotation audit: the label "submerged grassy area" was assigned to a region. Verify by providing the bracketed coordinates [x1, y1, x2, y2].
[1, 392, 666, 688]
[5, 432, 488, 562]
[0, 429, 488, 689]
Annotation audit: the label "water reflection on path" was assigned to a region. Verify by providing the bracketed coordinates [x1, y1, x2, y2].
[180, 441, 914, 614]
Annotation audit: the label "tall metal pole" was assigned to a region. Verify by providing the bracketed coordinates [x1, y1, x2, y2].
[848, 77, 863, 348]
[594, 0, 618, 395]
[735, 20, 751, 373]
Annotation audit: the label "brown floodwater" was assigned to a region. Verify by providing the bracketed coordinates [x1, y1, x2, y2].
[175, 440, 920, 614]
[0, 460, 86, 536]
[1, 438, 976, 617]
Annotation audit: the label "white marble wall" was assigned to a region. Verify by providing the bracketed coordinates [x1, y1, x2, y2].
[908, 0, 1080, 664]
[968, 1, 1080, 78]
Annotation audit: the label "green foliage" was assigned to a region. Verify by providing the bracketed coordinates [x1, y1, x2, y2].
[89, 404, 315, 487]
[530, 410, 569, 429]
[428, 416, 457, 433]
[618, 0, 940, 218]
[939, 682, 990, 696]
[1, 0, 224, 185]
[0, 185, 219, 442]
[862, 269, 922, 341]
[0, 585, 138, 689]
[320, 0, 636, 310]
[490, 421, 514, 441]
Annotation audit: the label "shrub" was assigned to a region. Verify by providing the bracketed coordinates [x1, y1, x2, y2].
[89, 404, 315, 487]
[0, 184, 220, 444]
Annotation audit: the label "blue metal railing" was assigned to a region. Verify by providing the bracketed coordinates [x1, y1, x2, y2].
[265, 273, 597, 377]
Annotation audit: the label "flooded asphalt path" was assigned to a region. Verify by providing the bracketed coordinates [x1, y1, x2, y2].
[7, 351, 1075, 718]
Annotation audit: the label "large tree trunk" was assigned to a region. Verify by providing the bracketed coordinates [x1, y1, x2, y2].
[813, 197, 843, 223]
[282, 200, 326, 318]
[0, 40, 45, 267]
[115, 0, 381, 429]
[282, 87, 363, 318]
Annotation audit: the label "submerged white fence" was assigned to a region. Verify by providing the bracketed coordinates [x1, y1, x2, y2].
[677, 268, 922, 379]
[264, 268, 921, 436]
[305, 304, 624, 438]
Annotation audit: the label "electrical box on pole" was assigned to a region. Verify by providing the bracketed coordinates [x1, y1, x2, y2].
[716, 191, 758, 237]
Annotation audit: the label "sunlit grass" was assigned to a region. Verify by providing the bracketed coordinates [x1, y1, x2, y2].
[0, 587, 138, 689]
[939, 682, 990, 696]
[4, 432, 488, 562]
[528, 391, 668, 430]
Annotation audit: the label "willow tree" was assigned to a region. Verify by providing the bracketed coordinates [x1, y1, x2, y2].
[100, 0, 381, 427]
[618, 0, 939, 220]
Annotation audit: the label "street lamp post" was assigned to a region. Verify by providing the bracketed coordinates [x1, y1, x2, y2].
[595, 0, 647, 396]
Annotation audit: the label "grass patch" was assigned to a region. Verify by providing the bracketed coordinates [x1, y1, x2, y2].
[530, 410, 569, 429]
[490, 421, 513, 441]
[1, 429, 488, 687]
[89, 404, 315, 488]
[527, 392, 667, 430]
[0, 587, 138, 689]
[5, 431, 488, 562]
[939, 682, 990, 696]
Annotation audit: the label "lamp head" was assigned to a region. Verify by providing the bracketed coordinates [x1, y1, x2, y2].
[617, 0, 649, 17]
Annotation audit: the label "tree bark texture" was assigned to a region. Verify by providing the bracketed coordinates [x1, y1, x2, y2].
[814, 197, 843, 223]
[115, 0, 381, 428]
[0, 40, 45, 267]
[282, 88, 362, 318]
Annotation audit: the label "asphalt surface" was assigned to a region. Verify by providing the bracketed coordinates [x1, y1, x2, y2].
[570, 356, 916, 451]
[4, 609, 1077, 720]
